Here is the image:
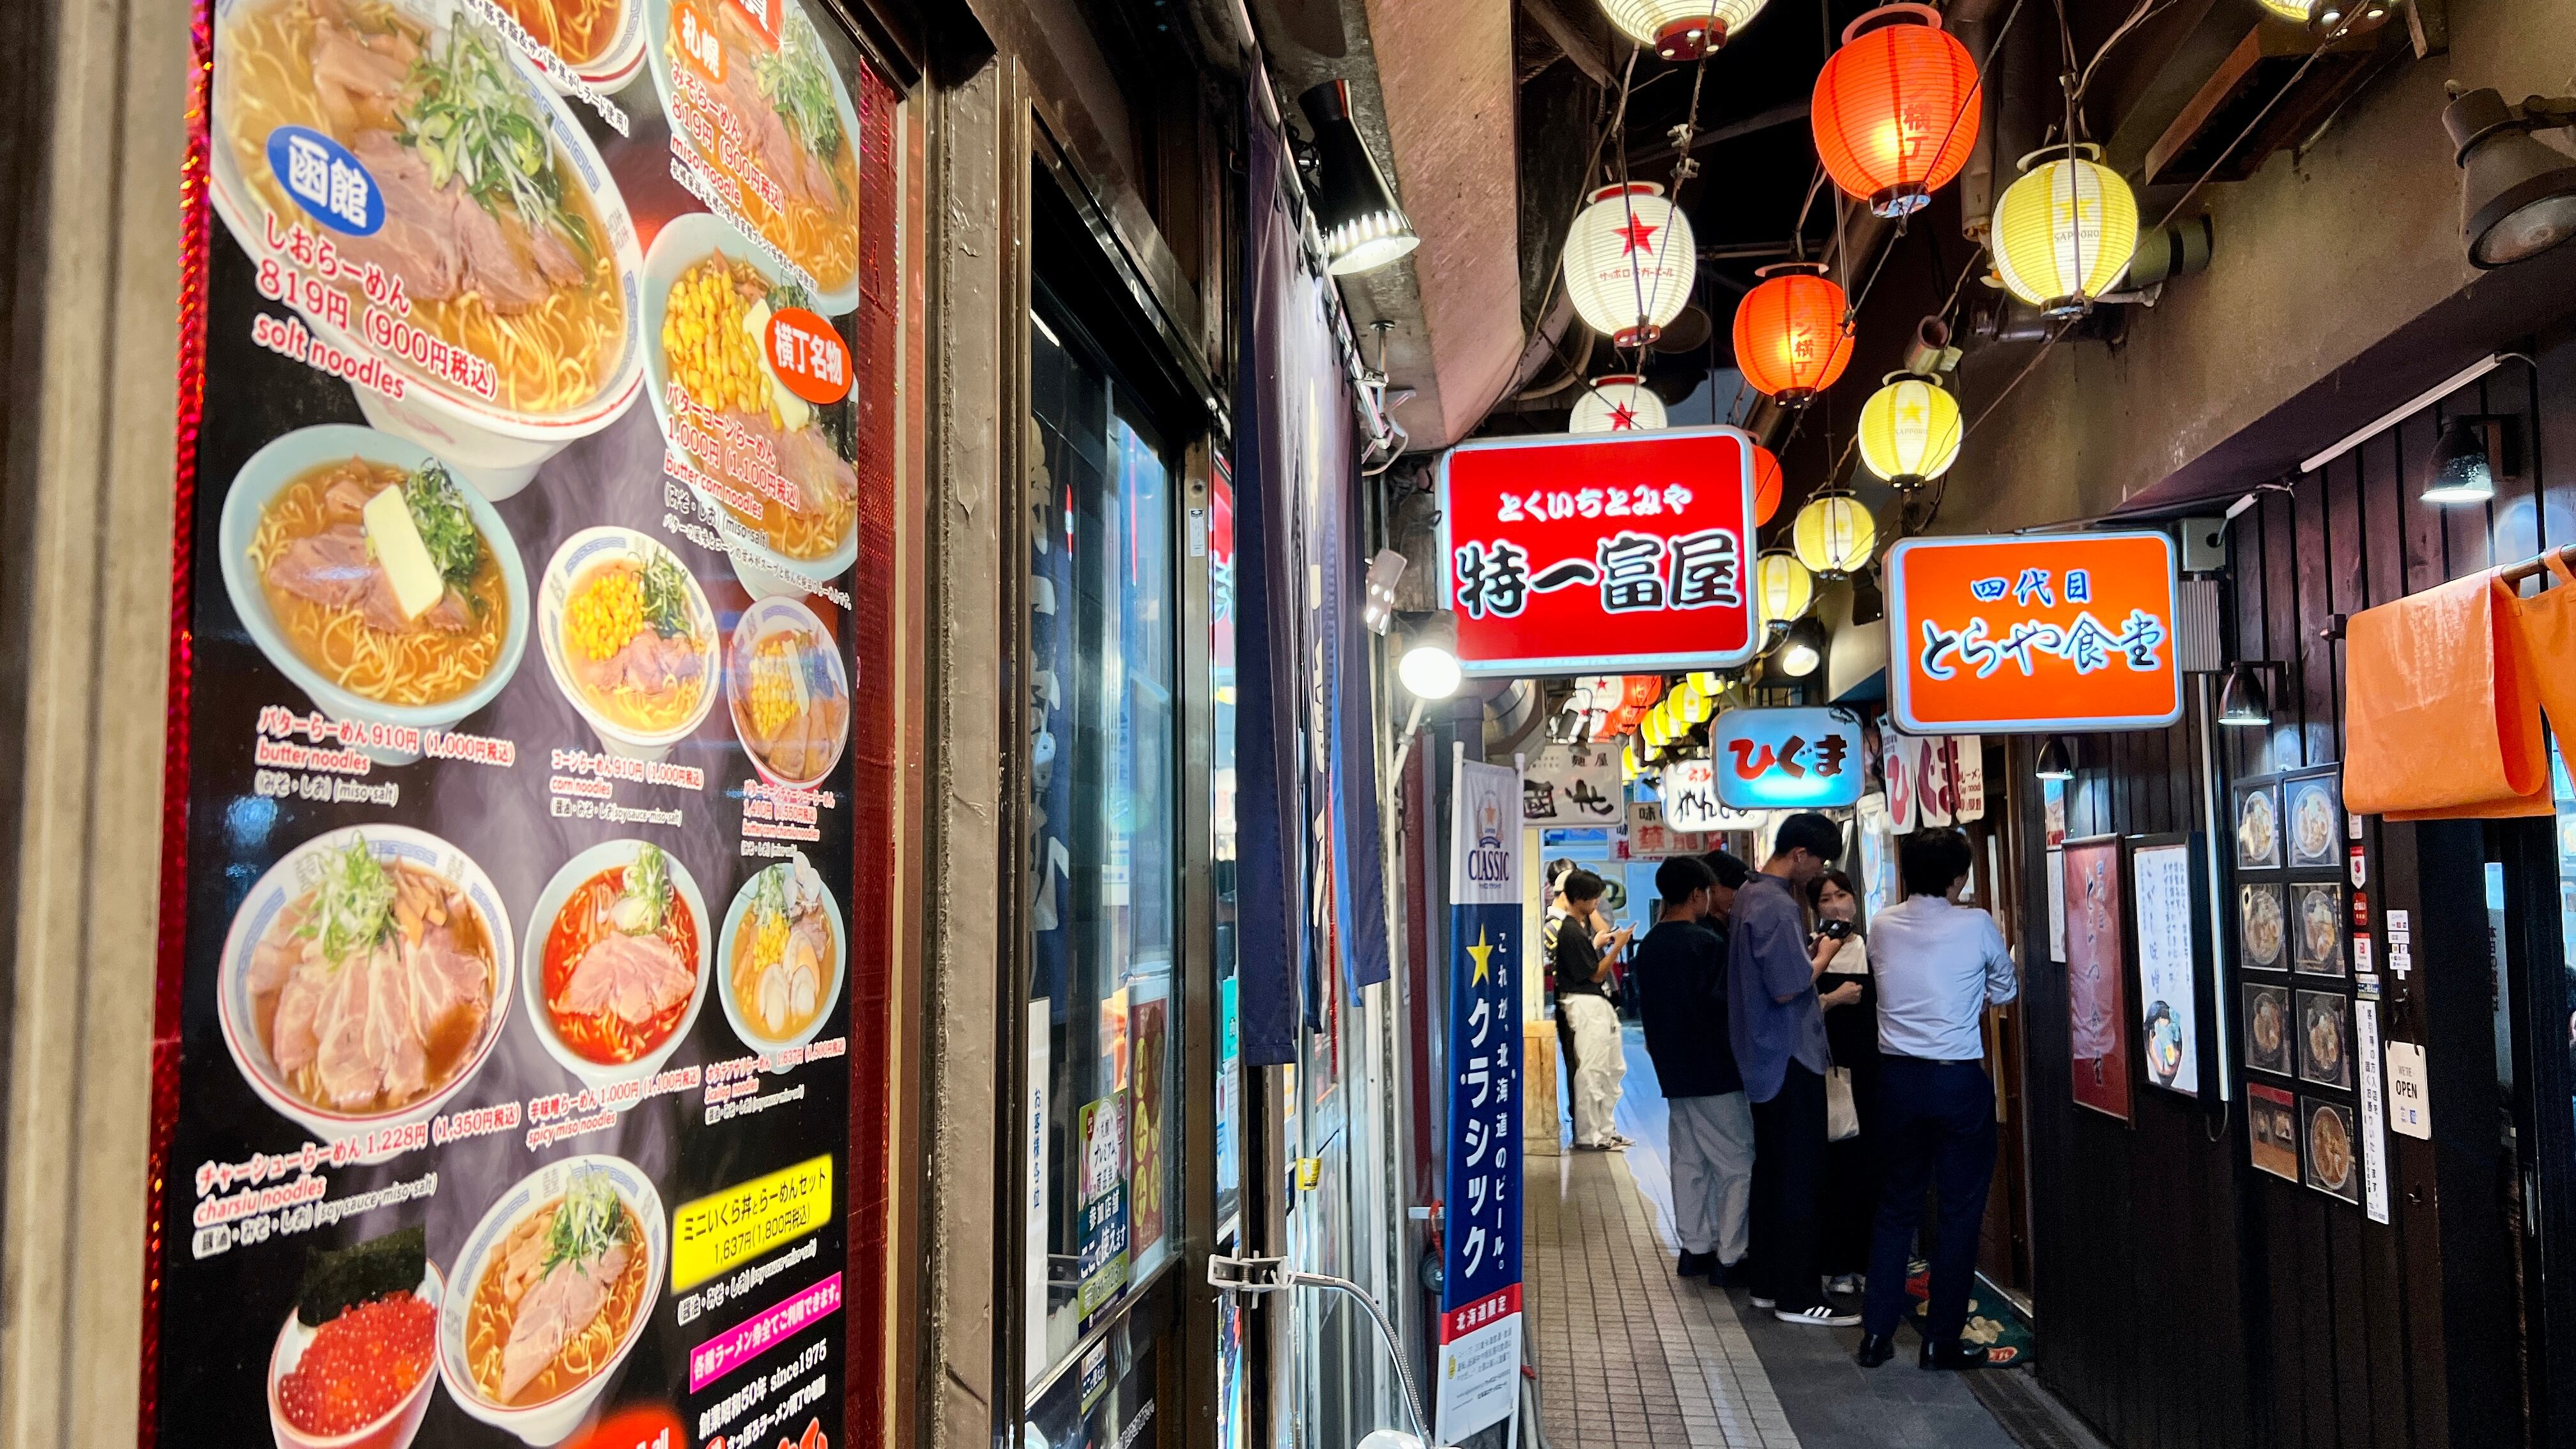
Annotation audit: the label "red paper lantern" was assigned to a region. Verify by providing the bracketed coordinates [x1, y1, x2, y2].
[1752, 444, 1784, 526]
[1812, 4, 1982, 218]
[1732, 263, 1853, 406]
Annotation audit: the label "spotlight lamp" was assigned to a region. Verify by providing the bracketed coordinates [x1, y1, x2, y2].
[2034, 735, 2075, 780]
[1777, 617, 1827, 678]
[2217, 661, 2276, 728]
[1991, 145, 2138, 316]
[1299, 80, 1421, 277]
[1855, 373, 1963, 487]
[1594, 0, 1771, 61]
[1791, 491, 1878, 576]
[2423, 416, 2507, 505]
[1361, 548, 1408, 634]
[1394, 613, 1462, 700]
[2443, 86, 2576, 269]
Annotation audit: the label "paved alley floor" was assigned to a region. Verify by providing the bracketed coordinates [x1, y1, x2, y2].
[1526, 1025, 2029, 1449]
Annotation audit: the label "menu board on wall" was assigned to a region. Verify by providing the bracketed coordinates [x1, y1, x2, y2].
[149, 1, 888, 1445]
[2130, 838, 2199, 1098]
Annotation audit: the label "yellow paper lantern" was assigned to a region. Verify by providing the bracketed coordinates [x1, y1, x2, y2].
[1756, 549, 1813, 627]
[1689, 669, 1722, 696]
[1621, 744, 1641, 781]
[1992, 146, 2138, 316]
[1677, 677, 1711, 724]
[1793, 492, 1878, 575]
[1856, 373, 1962, 486]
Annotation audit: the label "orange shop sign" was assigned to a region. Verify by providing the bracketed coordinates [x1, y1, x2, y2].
[1884, 531, 2183, 735]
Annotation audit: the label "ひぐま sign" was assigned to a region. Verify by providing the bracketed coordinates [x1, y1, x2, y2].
[1438, 427, 1760, 677]
[1885, 532, 2183, 735]
[1708, 707, 1866, 810]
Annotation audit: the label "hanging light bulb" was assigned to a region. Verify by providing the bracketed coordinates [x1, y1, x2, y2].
[1733, 263, 1855, 406]
[1792, 491, 1878, 575]
[1991, 146, 2138, 316]
[1811, 4, 1982, 218]
[1298, 82, 1421, 276]
[1565, 184, 1698, 348]
[1756, 548, 1814, 627]
[1855, 372, 1963, 486]
[1751, 443, 1784, 526]
[1569, 374, 1670, 433]
[1593, 0, 1772, 61]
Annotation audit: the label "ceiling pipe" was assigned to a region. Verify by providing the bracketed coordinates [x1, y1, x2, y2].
[1949, 0, 2008, 243]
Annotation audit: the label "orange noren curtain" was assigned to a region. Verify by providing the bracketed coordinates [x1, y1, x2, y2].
[2344, 572, 2552, 820]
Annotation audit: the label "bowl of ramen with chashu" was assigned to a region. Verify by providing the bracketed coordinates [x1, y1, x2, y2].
[523, 839, 712, 1092]
[490, 0, 647, 92]
[717, 850, 845, 1060]
[537, 527, 719, 760]
[643, 0, 862, 315]
[641, 213, 860, 595]
[724, 595, 850, 788]
[210, 0, 645, 498]
[438, 1156, 665, 1446]
[219, 825, 515, 1156]
[221, 425, 530, 755]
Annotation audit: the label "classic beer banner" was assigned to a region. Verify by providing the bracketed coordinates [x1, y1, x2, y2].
[147, 0, 891, 1443]
[1436, 749, 1524, 1445]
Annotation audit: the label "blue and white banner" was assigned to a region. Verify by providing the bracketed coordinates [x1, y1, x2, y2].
[1438, 749, 1524, 1445]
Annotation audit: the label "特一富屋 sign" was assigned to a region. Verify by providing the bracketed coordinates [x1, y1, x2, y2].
[1438, 427, 1760, 677]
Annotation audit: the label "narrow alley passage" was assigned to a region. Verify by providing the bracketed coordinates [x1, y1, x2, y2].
[1526, 1031, 2103, 1449]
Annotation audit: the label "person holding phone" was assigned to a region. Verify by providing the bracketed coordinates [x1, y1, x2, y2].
[1810, 870, 1875, 1297]
[1552, 870, 1635, 1150]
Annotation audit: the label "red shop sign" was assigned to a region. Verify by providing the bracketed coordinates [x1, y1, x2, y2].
[1438, 427, 1760, 677]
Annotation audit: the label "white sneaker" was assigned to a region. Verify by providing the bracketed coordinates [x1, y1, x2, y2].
[1775, 1305, 1862, 1328]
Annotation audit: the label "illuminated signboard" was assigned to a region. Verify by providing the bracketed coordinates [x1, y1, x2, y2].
[1659, 756, 1764, 832]
[1885, 531, 2184, 735]
[1438, 427, 1759, 677]
[1710, 707, 1867, 810]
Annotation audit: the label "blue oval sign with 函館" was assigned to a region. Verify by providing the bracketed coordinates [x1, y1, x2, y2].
[264, 125, 385, 237]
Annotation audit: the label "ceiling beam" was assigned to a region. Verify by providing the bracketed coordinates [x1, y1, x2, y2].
[1518, 0, 1613, 87]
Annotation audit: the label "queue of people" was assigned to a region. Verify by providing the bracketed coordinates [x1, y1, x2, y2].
[1543, 813, 2020, 1369]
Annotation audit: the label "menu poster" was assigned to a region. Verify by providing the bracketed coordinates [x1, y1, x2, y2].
[2129, 838, 2199, 1098]
[151, 1, 891, 1446]
[2063, 836, 2132, 1121]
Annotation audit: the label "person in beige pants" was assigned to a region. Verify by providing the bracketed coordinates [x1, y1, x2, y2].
[1549, 870, 1633, 1149]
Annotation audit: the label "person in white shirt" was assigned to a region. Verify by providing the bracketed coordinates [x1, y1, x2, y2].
[1852, 829, 2018, 1372]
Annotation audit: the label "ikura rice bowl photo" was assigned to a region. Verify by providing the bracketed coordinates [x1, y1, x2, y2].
[726, 597, 850, 786]
[220, 825, 514, 1145]
[719, 851, 843, 1052]
[440, 1156, 665, 1443]
[211, 0, 642, 429]
[538, 528, 718, 756]
[526, 840, 711, 1088]
[268, 1227, 442, 1449]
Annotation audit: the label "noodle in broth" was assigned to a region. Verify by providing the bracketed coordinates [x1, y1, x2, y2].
[493, 0, 618, 64]
[464, 1197, 648, 1406]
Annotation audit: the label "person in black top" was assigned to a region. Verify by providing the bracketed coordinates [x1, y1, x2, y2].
[1551, 870, 1632, 1149]
[1633, 855, 1755, 1278]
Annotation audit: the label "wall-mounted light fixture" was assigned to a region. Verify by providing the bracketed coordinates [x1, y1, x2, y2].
[1778, 617, 1827, 678]
[2035, 735, 2076, 780]
[1300, 81, 1421, 277]
[1361, 548, 1408, 633]
[2217, 661, 2277, 728]
[2423, 416, 2511, 505]
[2442, 86, 2576, 269]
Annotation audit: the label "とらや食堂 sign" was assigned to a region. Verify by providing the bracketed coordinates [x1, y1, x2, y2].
[1438, 427, 1759, 677]
[1884, 531, 2184, 735]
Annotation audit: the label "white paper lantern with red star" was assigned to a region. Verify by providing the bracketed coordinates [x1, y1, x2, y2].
[1568, 375, 1669, 433]
[1563, 183, 1697, 348]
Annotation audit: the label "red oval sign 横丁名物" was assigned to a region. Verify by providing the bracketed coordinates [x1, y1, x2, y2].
[765, 307, 852, 406]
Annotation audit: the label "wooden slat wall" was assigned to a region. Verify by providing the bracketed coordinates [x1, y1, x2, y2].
[2014, 316, 2576, 1449]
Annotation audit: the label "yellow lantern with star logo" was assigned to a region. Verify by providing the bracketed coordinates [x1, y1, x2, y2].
[1756, 548, 1813, 628]
[1857, 373, 1962, 486]
[1793, 490, 1878, 575]
[1993, 145, 2138, 316]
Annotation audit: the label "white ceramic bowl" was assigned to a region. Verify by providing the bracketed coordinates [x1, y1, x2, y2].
[521, 839, 714, 1093]
[218, 825, 516, 1157]
[208, 0, 646, 498]
[218, 424, 531, 755]
[723, 595, 852, 788]
[532, 0, 647, 94]
[436, 1155, 666, 1446]
[266, 1263, 445, 1449]
[715, 859, 848, 1062]
[638, 211, 861, 595]
[537, 527, 721, 760]
[638, 0, 862, 317]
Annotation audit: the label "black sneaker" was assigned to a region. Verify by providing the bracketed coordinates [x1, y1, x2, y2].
[1919, 1339, 1994, 1371]
[1856, 1332, 1896, 1368]
[1676, 1250, 1715, 1277]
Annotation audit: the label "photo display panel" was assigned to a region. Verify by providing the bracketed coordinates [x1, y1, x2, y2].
[150, 1, 894, 1445]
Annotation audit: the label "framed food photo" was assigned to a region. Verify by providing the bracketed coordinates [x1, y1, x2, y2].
[2235, 778, 2283, 870]
[2238, 882, 2288, 973]
[2242, 983, 2292, 1077]
[2248, 1084, 2301, 1182]
[2283, 766, 2344, 870]
[2063, 836, 2132, 1121]
[2297, 989, 2354, 1091]
[2304, 1096, 2363, 1204]
[2291, 882, 2347, 977]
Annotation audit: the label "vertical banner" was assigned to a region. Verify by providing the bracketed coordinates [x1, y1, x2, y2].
[2064, 836, 2133, 1120]
[150, 1, 890, 1444]
[1438, 749, 1524, 1445]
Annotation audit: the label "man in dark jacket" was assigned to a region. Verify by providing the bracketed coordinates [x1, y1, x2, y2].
[1632, 854, 1754, 1280]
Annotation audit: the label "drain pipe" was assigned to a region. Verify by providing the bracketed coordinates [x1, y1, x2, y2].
[1949, 0, 2007, 245]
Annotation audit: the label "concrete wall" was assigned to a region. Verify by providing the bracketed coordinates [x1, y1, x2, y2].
[1942, 0, 2576, 535]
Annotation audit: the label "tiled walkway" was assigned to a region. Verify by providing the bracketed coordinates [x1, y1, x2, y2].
[1526, 1026, 2030, 1449]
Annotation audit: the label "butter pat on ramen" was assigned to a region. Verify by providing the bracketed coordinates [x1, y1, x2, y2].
[364, 485, 447, 621]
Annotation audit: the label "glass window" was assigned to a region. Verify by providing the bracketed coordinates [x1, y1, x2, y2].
[1027, 301, 1183, 1385]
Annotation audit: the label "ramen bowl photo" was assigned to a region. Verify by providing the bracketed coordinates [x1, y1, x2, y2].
[717, 850, 847, 1060]
[438, 1155, 666, 1446]
[218, 825, 516, 1155]
[641, 213, 861, 594]
[522, 839, 712, 1092]
[208, 0, 647, 497]
[491, 0, 647, 91]
[537, 528, 719, 760]
[724, 596, 852, 788]
[220, 425, 531, 754]
[268, 1254, 445, 1449]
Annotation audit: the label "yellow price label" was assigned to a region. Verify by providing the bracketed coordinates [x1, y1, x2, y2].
[671, 1155, 834, 1291]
